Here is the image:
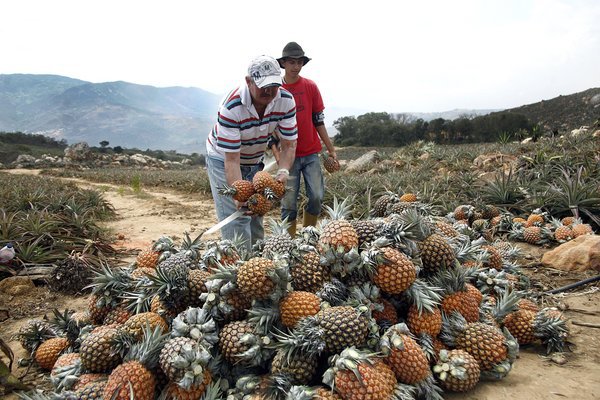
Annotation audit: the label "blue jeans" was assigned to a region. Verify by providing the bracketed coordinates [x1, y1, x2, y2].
[281, 153, 324, 221]
[206, 156, 264, 252]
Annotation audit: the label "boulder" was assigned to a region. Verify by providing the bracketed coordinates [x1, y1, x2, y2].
[345, 150, 379, 172]
[541, 234, 600, 272]
[472, 153, 518, 172]
[64, 142, 92, 162]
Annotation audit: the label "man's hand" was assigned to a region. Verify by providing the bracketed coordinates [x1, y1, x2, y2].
[275, 168, 290, 184]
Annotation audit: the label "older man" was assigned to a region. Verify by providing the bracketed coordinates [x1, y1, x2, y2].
[205, 55, 297, 250]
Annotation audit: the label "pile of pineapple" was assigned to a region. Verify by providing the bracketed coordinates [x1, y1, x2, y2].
[15, 193, 574, 400]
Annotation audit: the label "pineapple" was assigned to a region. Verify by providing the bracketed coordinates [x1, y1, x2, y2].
[218, 320, 270, 366]
[322, 347, 397, 400]
[16, 319, 56, 354]
[271, 348, 318, 385]
[218, 179, 256, 202]
[135, 236, 175, 270]
[319, 197, 361, 275]
[202, 238, 241, 271]
[252, 170, 277, 193]
[247, 193, 273, 216]
[317, 305, 370, 354]
[159, 337, 213, 399]
[76, 379, 108, 399]
[399, 192, 418, 202]
[289, 245, 331, 293]
[103, 325, 167, 400]
[407, 305, 442, 337]
[34, 337, 70, 370]
[432, 268, 482, 323]
[322, 153, 340, 173]
[434, 220, 460, 238]
[525, 209, 546, 227]
[121, 312, 169, 340]
[80, 325, 122, 373]
[279, 291, 321, 328]
[371, 191, 400, 217]
[453, 204, 475, 222]
[482, 245, 503, 271]
[572, 222, 593, 237]
[433, 349, 480, 392]
[441, 312, 519, 378]
[272, 305, 370, 358]
[363, 245, 416, 295]
[372, 297, 399, 328]
[262, 218, 294, 257]
[378, 323, 432, 385]
[103, 306, 132, 325]
[503, 306, 569, 353]
[350, 219, 379, 247]
[236, 257, 277, 301]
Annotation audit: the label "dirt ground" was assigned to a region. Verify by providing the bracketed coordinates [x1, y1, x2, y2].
[1, 170, 599, 399]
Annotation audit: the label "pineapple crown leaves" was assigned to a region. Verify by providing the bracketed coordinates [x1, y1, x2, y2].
[412, 375, 445, 400]
[119, 288, 153, 314]
[378, 323, 413, 355]
[296, 225, 321, 247]
[270, 317, 326, 359]
[235, 331, 275, 367]
[171, 307, 219, 350]
[322, 346, 380, 390]
[415, 332, 437, 362]
[390, 382, 418, 400]
[403, 279, 443, 314]
[168, 340, 213, 390]
[84, 263, 133, 298]
[533, 308, 569, 354]
[429, 267, 470, 295]
[432, 349, 469, 382]
[49, 357, 82, 391]
[124, 322, 169, 369]
[316, 278, 350, 306]
[323, 195, 355, 221]
[180, 231, 206, 261]
[247, 303, 282, 336]
[153, 235, 175, 252]
[492, 289, 523, 323]
[259, 372, 295, 400]
[285, 385, 318, 400]
[502, 327, 520, 363]
[46, 309, 81, 346]
[476, 269, 513, 297]
[16, 390, 77, 400]
[439, 311, 468, 347]
[15, 319, 57, 354]
[449, 234, 484, 263]
[144, 263, 189, 300]
[481, 359, 513, 381]
[266, 217, 292, 237]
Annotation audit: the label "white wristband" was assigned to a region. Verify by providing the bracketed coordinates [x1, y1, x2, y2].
[276, 168, 289, 176]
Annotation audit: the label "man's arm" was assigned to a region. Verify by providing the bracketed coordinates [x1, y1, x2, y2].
[276, 138, 297, 182]
[224, 151, 242, 185]
[316, 125, 337, 160]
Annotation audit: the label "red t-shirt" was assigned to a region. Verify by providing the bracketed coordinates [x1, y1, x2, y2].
[282, 76, 325, 157]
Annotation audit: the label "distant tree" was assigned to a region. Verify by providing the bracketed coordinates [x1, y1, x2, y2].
[113, 146, 123, 153]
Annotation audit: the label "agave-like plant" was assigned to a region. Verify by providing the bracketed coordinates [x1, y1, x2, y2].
[546, 165, 600, 226]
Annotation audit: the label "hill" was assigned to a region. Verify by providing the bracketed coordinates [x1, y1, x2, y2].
[0, 74, 220, 153]
[503, 87, 600, 132]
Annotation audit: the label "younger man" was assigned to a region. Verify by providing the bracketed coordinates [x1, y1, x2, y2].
[276, 42, 337, 236]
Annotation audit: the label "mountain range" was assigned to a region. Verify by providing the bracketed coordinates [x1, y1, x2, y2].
[1, 74, 598, 153]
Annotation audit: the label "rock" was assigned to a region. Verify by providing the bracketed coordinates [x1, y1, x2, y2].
[64, 142, 92, 162]
[345, 150, 379, 172]
[0, 276, 35, 294]
[14, 154, 36, 166]
[570, 126, 589, 137]
[541, 235, 600, 272]
[472, 153, 518, 172]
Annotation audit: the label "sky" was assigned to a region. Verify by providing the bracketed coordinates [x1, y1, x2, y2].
[2, 0, 599, 123]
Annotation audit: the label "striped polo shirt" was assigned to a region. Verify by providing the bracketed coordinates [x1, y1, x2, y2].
[206, 83, 297, 165]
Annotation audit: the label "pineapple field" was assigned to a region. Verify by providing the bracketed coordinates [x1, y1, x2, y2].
[1, 132, 600, 400]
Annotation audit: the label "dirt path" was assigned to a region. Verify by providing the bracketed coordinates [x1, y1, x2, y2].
[1, 170, 600, 399]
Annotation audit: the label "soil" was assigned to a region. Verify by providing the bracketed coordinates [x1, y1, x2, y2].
[1, 170, 600, 399]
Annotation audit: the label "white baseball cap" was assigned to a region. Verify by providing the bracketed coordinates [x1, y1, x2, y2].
[248, 55, 283, 88]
